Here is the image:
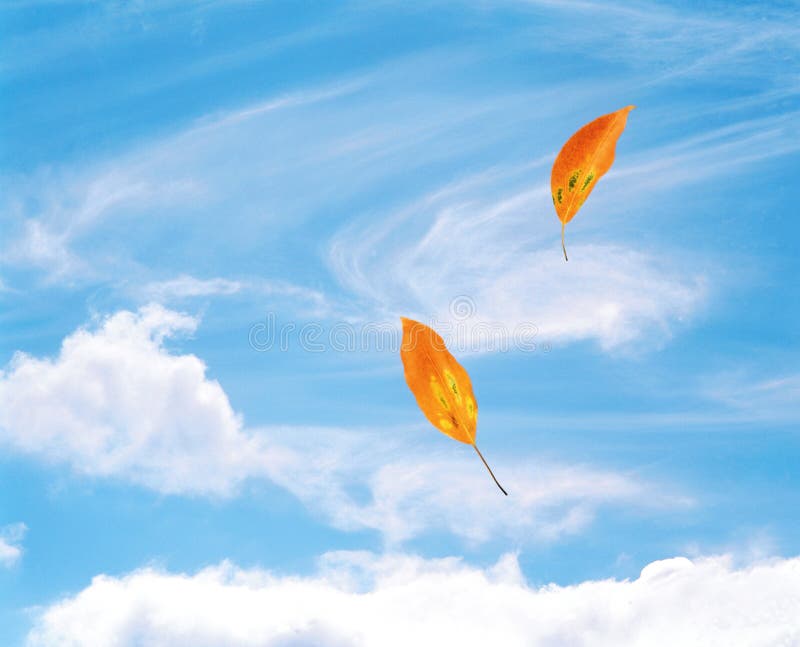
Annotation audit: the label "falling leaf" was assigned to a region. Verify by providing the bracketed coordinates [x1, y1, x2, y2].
[551, 105, 635, 261]
[399, 317, 507, 495]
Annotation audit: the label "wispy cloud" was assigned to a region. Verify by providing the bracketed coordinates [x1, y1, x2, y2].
[261, 425, 691, 545]
[0, 306, 689, 544]
[7, 55, 516, 289]
[140, 275, 243, 300]
[136, 274, 332, 319]
[700, 370, 800, 423]
[1, 76, 365, 283]
[327, 84, 800, 353]
[1, 0, 292, 79]
[4, 0, 797, 334]
[500, 0, 800, 87]
[329, 171, 708, 352]
[0, 522, 27, 568]
[2, 167, 199, 281]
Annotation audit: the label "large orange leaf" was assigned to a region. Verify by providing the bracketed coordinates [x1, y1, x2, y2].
[400, 317, 507, 495]
[551, 105, 634, 261]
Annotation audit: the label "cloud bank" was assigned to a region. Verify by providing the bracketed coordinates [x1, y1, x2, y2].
[27, 551, 800, 646]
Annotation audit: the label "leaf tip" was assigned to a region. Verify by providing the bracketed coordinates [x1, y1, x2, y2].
[400, 316, 417, 331]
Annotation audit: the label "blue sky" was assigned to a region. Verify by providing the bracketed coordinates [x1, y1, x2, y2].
[1, 1, 799, 644]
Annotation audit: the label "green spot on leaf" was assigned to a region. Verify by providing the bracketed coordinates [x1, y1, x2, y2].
[556, 188, 563, 204]
[568, 170, 581, 191]
[581, 172, 595, 190]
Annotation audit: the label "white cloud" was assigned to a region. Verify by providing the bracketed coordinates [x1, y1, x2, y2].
[26, 551, 800, 646]
[0, 78, 363, 283]
[330, 172, 708, 352]
[705, 372, 800, 411]
[510, 0, 800, 89]
[7, 220, 83, 280]
[262, 426, 690, 545]
[4, 10, 797, 314]
[2, 166, 199, 281]
[4, 59, 508, 287]
[699, 370, 800, 424]
[135, 274, 331, 318]
[0, 306, 687, 542]
[0, 304, 267, 497]
[0, 522, 27, 568]
[252, 279, 331, 314]
[140, 275, 243, 300]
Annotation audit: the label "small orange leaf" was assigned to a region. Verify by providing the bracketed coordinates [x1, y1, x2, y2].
[551, 105, 634, 261]
[400, 317, 507, 495]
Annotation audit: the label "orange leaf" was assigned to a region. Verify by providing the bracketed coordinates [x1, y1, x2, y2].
[551, 105, 635, 261]
[400, 317, 507, 495]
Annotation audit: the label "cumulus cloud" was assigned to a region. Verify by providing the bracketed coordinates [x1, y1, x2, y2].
[27, 551, 800, 646]
[0, 304, 268, 497]
[0, 306, 687, 542]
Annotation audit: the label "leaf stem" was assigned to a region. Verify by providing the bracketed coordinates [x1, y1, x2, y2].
[561, 222, 568, 262]
[473, 444, 508, 496]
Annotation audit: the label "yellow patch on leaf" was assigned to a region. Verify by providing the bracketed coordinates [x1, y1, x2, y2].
[400, 317, 507, 495]
[400, 317, 477, 445]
